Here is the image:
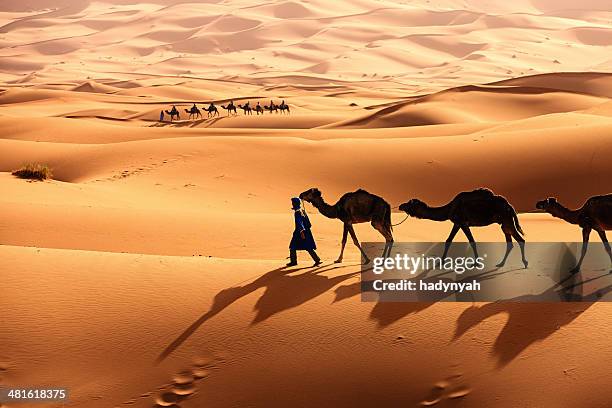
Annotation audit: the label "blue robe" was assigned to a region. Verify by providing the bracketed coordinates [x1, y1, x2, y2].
[290, 210, 316, 250]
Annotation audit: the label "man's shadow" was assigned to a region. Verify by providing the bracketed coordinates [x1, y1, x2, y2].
[157, 263, 358, 363]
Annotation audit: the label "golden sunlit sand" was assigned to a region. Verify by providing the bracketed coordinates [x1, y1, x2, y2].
[1, 1, 611, 407]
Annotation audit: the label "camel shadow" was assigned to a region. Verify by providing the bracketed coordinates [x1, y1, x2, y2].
[352, 259, 521, 328]
[366, 263, 456, 328]
[454, 271, 612, 367]
[157, 263, 359, 363]
[330, 257, 524, 329]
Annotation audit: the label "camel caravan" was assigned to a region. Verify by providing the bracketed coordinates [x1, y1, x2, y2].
[160, 100, 290, 122]
[297, 188, 612, 273]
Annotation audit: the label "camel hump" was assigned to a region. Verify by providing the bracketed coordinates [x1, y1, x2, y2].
[471, 188, 495, 197]
[589, 193, 612, 203]
[584, 193, 612, 210]
[454, 188, 495, 201]
[353, 189, 389, 205]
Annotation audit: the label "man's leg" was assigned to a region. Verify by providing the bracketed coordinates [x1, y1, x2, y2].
[308, 249, 322, 266]
[287, 249, 298, 266]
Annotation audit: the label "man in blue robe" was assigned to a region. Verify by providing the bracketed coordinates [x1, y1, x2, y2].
[287, 197, 321, 267]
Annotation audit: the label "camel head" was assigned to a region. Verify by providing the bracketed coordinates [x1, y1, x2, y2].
[399, 199, 428, 218]
[536, 197, 558, 212]
[299, 188, 322, 203]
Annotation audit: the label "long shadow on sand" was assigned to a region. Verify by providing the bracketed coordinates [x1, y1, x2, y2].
[333, 261, 524, 328]
[157, 263, 359, 363]
[454, 271, 612, 368]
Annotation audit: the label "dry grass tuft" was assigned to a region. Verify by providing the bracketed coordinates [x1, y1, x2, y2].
[12, 163, 53, 181]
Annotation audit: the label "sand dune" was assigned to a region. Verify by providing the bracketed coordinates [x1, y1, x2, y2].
[1, 1, 612, 408]
[4, 244, 612, 408]
[328, 78, 612, 128]
[1, 0, 611, 91]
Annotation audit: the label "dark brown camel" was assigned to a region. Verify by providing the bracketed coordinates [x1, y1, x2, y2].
[536, 194, 612, 273]
[184, 105, 202, 120]
[164, 106, 180, 122]
[205, 104, 219, 117]
[299, 188, 393, 264]
[238, 103, 252, 115]
[278, 100, 290, 114]
[221, 101, 237, 116]
[264, 101, 278, 113]
[399, 188, 528, 268]
[254, 104, 264, 115]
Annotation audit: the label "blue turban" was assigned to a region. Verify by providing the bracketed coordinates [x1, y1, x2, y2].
[291, 197, 301, 209]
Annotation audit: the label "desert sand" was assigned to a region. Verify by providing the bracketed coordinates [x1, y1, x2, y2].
[1, 1, 612, 407]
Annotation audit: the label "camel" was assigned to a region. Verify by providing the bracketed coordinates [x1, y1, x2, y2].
[253, 103, 264, 115]
[278, 100, 290, 114]
[238, 102, 252, 115]
[221, 101, 237, 116]
[536, 194, 612, 273]
[184, 105, 202, 120]
[164, 106, 180, 122]
[205, 104, 219, 117]
[264, 101, 278, 113]
[399, 188, 528, 268]
[299, 188, 393, 264]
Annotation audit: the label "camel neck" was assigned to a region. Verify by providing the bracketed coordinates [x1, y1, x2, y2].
[421, 203, 451, 221]
[548, 203, 580, 225]
[311, 198, 338, 219]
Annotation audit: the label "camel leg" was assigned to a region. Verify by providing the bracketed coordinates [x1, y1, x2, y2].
[571, 227, 591, 274]
[497, 231, 513, 267]
[511, 228, 528, 268]
[460, 225, 479, 259]
[594, 228, 612, 271]
[442, 224, 461, 261]
[336, 224, 349, 263]
[372, 221, 393, 259]
[348, 225, 370, 264]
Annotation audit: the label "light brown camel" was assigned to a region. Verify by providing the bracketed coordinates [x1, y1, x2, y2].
[221, 101, 237, 116]
[399, 188, 528, 268]
[299, 188, 393, 264]
[536, 194, 612, 273]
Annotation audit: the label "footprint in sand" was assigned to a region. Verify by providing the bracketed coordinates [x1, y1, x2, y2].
[150, 356, 219, 408]
[0, 362, 8, 383]
[421, 375, 471, 406]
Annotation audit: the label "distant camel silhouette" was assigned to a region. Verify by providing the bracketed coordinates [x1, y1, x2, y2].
[205, 104, 219, 117]
[536, 194, 612, 273]
[184, 105, 202, 120]
[299, 188, 393, 264]
[221, 101, 237, 116]
[164, 106, 180, 122]
[238, 102, 252, 115]
[253, 103, 264, 115]
[400, 188, 528, 268]
[278, 100, 290, 114]
[264, 101, 278, 113]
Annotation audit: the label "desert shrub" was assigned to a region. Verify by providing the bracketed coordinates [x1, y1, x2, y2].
[12, 163, 52, 181]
